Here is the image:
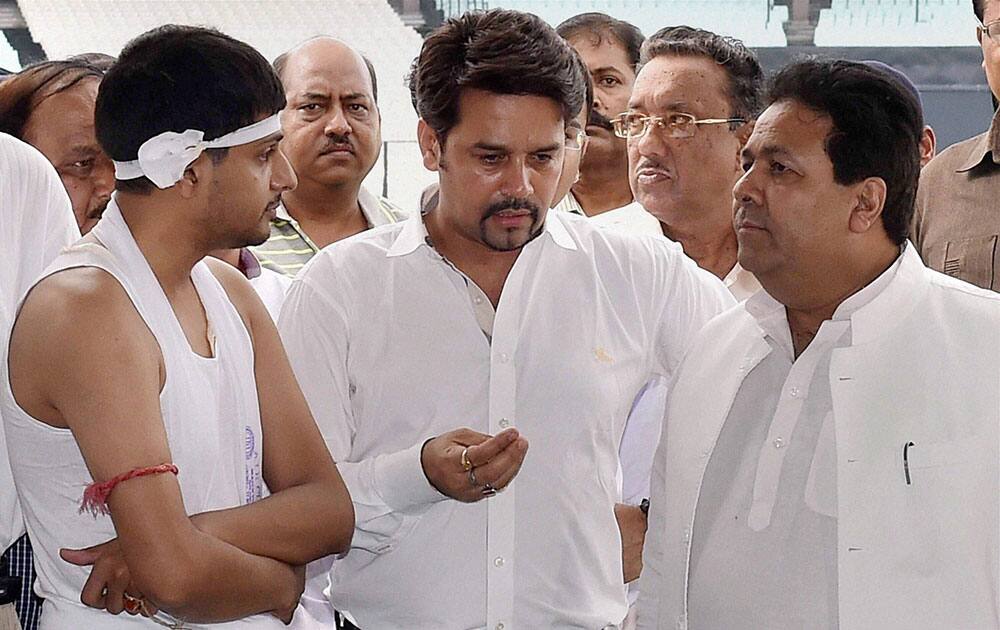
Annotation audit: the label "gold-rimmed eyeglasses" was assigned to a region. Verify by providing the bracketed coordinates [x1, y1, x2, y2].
[565, 127, 588, 151]
[611, 111, 745, 140]
[979, 18, 1000, 45]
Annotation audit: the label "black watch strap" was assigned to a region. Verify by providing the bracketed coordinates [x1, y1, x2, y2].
[639, 498, 650, 516]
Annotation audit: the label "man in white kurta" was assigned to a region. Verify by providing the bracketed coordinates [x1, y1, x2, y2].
[279, 9, 733, 629]
[638, 59, 1000, 629]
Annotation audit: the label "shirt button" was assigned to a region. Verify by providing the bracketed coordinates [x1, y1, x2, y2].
[494, 556, 505, 567]
[773, 437, 785, 449]
[789, 387, 800, 398]
[700, 448, 710, 458]
[499, 418, 510, 428]
[682, 527, 690, 543]
[495, 624, 505, 630]
[499, 352, 510, 363]
[473, 296, 484, 305]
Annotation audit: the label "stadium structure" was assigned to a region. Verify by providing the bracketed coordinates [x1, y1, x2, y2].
[0, 0, 992, 210]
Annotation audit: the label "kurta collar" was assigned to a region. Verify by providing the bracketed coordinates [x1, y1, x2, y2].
[743, 244, 922, 349]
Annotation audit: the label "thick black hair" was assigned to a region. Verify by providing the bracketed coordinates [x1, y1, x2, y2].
[768, 59, 922, 246]
[410, 9, 586, 141]
[641, 26, 763, 124]
[95, 25, 284, 193]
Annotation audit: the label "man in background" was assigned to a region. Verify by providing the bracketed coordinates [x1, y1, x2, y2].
[253, 37, 406, 276]
[0, 59, 114, 234]
[912, 0, 1000, 290]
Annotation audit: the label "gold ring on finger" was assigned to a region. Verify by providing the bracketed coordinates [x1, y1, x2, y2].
[461, 447, 473, 472]
[482, 483, 497, 497]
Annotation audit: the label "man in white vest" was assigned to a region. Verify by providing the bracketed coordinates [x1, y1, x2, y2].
[639, 59, 1000, 629]
[3, 26, 354, 628]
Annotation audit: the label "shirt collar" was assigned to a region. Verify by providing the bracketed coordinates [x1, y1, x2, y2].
[275, 200, 293, 222]
[553, 191, 586, 216]
[957, 107, 1000, 172]
[275, 186, 384, 227]
[386, 209, 578, 259]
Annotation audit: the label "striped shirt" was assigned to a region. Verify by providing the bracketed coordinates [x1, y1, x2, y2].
[552, 190, 587, 216]
[252, 187, 407, 276]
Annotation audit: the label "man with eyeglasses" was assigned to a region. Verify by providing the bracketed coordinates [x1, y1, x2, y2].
[618, 26, 763, 299]
[912, 0, 1000, 291]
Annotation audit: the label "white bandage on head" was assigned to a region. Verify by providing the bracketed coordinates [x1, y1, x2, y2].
[113, 114, 281, 189]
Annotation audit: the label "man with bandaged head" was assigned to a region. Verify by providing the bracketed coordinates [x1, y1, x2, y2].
[2, 25, 353, 628]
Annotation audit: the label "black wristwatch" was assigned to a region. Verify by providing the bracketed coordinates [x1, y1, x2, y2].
[639, 498, 650, 516]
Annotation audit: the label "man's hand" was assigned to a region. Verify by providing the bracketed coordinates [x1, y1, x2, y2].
[60, 540, 157, 617]
[270, 563, 306, 625]
[615, 503, 647, 583]
[421, 427, 528, 502]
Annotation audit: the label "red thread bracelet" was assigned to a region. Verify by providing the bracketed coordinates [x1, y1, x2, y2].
[79, 463, 179, 517]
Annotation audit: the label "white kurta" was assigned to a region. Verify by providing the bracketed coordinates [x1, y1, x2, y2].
[639, 245, 1000, 630]
[279, 211, 733, 629]
[687, 254, 899, 629]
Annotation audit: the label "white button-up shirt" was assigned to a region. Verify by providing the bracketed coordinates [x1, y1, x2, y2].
[278, 210, 732, 629]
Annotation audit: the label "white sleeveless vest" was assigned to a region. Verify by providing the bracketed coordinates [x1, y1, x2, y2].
[2, 200, 283, 628]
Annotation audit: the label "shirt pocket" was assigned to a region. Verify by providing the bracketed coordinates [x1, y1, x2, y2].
[941, 235, 998, 290]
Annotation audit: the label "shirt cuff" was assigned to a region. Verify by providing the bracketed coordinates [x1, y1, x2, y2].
[371, 440, 448, 513]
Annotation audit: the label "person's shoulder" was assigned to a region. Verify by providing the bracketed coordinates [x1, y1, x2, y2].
[923, 264, 1000, 310]
[921, 130, 990, 180]
[312, 220, 409, 268]
[16, 264, 143, 346]
[556, 209, 683, 261]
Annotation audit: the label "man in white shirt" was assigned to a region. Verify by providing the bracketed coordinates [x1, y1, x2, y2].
[279, 9, 732, 629]
[621, 26, 763, 300]
[639, 59, 1000, 629]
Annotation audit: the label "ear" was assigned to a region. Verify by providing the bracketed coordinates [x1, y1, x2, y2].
[919, 125, 937, 167]
[733, 120, 754, 174]
[173, 154, 213, 200]
[417, 119, 442, 172]
[848, 177, 887, 235]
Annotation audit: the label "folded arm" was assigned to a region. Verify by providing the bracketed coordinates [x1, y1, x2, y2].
[8, 268, 300, 622]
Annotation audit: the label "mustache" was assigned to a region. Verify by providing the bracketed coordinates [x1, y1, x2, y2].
[588, 108, 614, 131]
[483, 197, 541, 218]
[636, 157, 665, 171]
[320, 134, 354, 153]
